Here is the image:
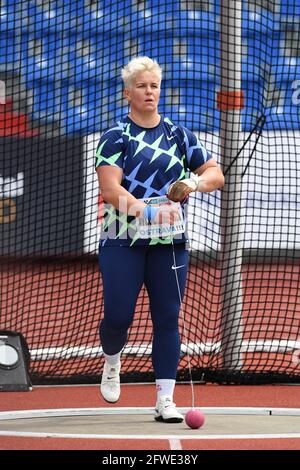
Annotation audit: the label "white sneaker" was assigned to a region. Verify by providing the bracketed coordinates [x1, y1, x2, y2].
[154, 395, 184, 423]
[100, 361, 121, 403]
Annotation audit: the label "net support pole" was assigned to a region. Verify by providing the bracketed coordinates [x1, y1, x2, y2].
[218, 0, 245, 370]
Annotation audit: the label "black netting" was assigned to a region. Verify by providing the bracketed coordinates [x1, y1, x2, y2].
[0, 0, 299, 385]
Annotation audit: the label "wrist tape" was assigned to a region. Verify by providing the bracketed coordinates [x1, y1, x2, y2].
[183, 174, 205, 192]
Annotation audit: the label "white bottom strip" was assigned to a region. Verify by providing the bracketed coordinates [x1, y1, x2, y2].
[0, 430, 300, 441]
[0, 407, 299, 421]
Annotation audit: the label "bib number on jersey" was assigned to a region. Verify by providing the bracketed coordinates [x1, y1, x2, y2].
[136, 196, 185, 239]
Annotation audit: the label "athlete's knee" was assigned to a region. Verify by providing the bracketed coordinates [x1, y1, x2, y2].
[152, 310, 179, 331]
[101, 311, 133, 333]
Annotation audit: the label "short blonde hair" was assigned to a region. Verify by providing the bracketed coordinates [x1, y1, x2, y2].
[121, 56, 162, 88]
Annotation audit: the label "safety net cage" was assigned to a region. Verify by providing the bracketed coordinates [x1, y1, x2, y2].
[0, 0, 300, 384]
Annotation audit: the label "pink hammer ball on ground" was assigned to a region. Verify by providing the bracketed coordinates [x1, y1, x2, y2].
[185, 409, 205, 429]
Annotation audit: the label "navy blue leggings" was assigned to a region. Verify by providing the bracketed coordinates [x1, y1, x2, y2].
[99, 243, 188, 379]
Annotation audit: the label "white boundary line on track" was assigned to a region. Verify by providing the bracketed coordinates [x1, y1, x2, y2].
[0, 406, 299, 421]
[33, 383, 300, 387]
[29, 339, 300, 360]
[169, 439, 182, 450]
[0, 430, 300, 441]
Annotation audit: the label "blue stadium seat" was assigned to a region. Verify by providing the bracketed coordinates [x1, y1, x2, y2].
[63, 33, 98, 83]
[23, 0, 84, 32]
[122, 35, 144, 68]
[20, 32, 66, 84]
[185, 80, 219, 131]
[61, 107, 96, 135]
[64, 32, 124, 83]
[264, 105, 300, 130]
[140, 34, 173, 70]
[27, 80, 63, 123]
[241, 79, 265, 131]
[113, 81, 130, 121]
[242, 78, 300, 131]
[264, 79, 300, 130]
[59, 79, 226, 134]
[83, 0, 132, 33]
[61, 82, 99, 134]
[242, 33, 280, 81]
[20, 30, 219, 86]
[141, 0, 179, 11]
[160, 80, 219, 131]
[242, 2, 280, 34]
[1, 0, 23, 31]
[272, 55, 300, 82]
[243, 79, 265, 110]
[140, 34, 219, 81]
[220, 77, 298, 132]
[271, 28, 300, 82]
[173, 0, 219, 35]
[0, 32, 20, 71]
[281, 1, 300, 19]
[61, 81, 126, 134]
[130, 0, 178, 33]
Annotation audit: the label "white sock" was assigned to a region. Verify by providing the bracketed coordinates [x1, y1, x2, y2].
[156, 379, 176, 400]
[104, 352, 121, 366]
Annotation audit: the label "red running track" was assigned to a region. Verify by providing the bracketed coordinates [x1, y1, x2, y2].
[0, 259, 300, 378]
[0, 384, 299, 450]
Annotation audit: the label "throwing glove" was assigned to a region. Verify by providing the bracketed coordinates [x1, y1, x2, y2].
[167, 174, 205, 202]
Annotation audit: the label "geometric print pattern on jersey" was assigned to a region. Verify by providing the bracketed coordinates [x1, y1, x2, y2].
[95, 115, 211, 247]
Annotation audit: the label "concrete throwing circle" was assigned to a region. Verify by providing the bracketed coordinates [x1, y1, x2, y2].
[0, 407, 300, 441]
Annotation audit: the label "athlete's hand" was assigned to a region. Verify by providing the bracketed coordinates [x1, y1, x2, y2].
[153, 205, 181, 225]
